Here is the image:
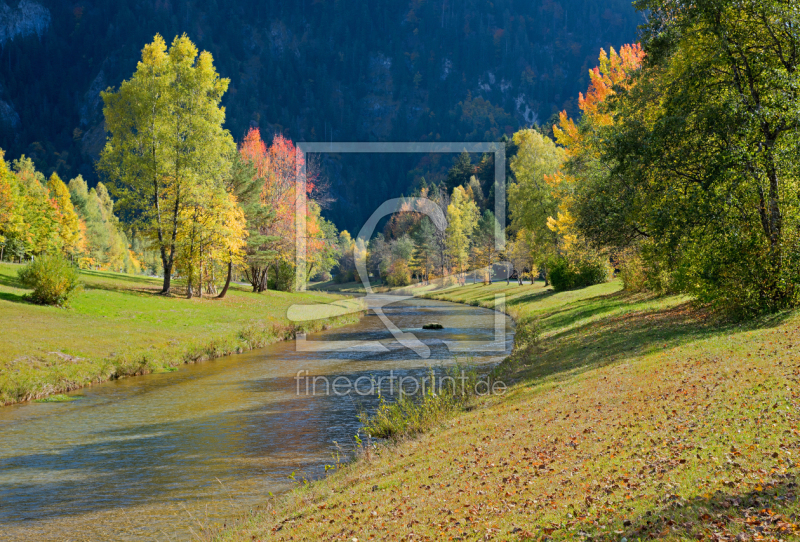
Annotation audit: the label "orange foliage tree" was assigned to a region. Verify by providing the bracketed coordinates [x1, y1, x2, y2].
[548, 44, 645, 256]
[239, 128, 333, 292]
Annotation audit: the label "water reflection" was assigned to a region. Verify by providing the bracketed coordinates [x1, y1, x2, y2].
[0, 297, 513, 541]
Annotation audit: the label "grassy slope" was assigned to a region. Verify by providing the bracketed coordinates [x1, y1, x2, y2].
[212, 280, 800, 542]
[308, 280, 385, 294]
[0, 263, 362, 405]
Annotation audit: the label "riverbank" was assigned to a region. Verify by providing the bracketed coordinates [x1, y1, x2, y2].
[211, 280, 800, 541]
[0, 263, 363, 405]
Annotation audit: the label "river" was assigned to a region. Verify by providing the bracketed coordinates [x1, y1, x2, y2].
[0, 296, 513, 541]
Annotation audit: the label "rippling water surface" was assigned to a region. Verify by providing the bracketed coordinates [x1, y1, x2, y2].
[0, 297, 513, 541]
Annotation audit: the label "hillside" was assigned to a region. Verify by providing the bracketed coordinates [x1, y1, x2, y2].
[0, 0, 640, 232]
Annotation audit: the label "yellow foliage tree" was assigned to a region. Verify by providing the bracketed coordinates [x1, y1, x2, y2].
[446, 185, 479, 283]
[47, 173, 82, 258]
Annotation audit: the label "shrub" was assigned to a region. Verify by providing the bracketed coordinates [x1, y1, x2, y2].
[386, 259, 412, 287]
[618, 247, 675, 294]
[548, 257, 609, 292]
[311, 271, 332, 283]
[360, 365, 480, 439]
[334, 269, 355, 283]
[18, 254, 83, 306]
[618, 250, 648, 292]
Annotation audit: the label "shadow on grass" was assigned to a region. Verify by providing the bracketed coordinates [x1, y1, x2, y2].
[0, 291, 27, 303]
[506, 288, 557, 308]
[0, 272, 23, 290]
[505, 292, 796, 385]
[78, 270, 164, 296]
[78, 269, 158, 285]
[2, 266, 162, 299]
[536, 290, 652, 331]
[615, 477, 799, 541]
[0, 271, 31, 305]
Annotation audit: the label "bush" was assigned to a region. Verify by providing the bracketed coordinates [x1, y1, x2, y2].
[386, 259, 412, 287]
[18, 255, 83, 306]
[311, 271, 332, 283]
[334, 269, 355, 283]
[618, 247, 675, 294]
[548, 257, 609, 292]
[360, 366, 480, 439]
[618, 250, 648, 292]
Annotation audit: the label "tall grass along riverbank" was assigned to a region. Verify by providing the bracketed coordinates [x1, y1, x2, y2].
[0, 263, 363, 405]
[211, 279, 799, 541]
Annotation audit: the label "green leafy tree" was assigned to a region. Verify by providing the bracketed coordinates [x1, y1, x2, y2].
[18, 254, 83, 306]
[446, 151, 474, 191]
[411, 217, 438, 284]
[507, 129, 565, 282]
[99, 34, 235, 294]
[596, 0, 800, 310]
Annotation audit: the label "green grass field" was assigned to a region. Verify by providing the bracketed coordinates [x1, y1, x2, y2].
[0, 262, 362, 405]
[308, 280, 386, 294]
[210, 280, 800, 541]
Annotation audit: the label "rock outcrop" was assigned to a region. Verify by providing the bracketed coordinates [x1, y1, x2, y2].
[0, 1, 50, 46]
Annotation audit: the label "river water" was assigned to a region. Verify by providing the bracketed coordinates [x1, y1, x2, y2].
[0, 297, 513, 541]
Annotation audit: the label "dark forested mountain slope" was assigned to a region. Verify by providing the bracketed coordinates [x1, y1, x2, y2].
[0, 0, 640, 231]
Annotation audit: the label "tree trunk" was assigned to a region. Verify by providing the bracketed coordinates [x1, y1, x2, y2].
[217, 259, 233, 299]
[197, 257, 203, 299]
[161, 262, 173, 295]
[247, 266, 259, 292]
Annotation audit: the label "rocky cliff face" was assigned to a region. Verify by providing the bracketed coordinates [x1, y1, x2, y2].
[0, 0, 50, 46]
[0, 98, 19, 128]
[0, 83, 19, 129]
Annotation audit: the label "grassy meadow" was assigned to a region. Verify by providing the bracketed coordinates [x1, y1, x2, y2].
[0, 262, 362, 405]
[210, 280, 800, 541]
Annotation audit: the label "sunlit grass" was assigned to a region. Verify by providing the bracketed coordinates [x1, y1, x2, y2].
[0, 263, 361, 405]
[209, 279, 800, 542]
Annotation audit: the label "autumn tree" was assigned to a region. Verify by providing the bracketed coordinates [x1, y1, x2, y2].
[217, 152, 262, 298]
[174, 184, 247, 298]
[99, 34, 235, 294]
[68, 177, 138, 272]
[507, 129, 565, 282]
[471, 209, 501, 284]
[507, 231, 536, 286]
[0, 151, 24, 261]
[239, 127, 326, 292]
[11, 156, 59, 256]
[446, 186, 479, 284]
[585, 1, 800, 310]
[305, 202, 339, 282]
[555, 44, 645, 253]
[47, 173, 82, 258]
